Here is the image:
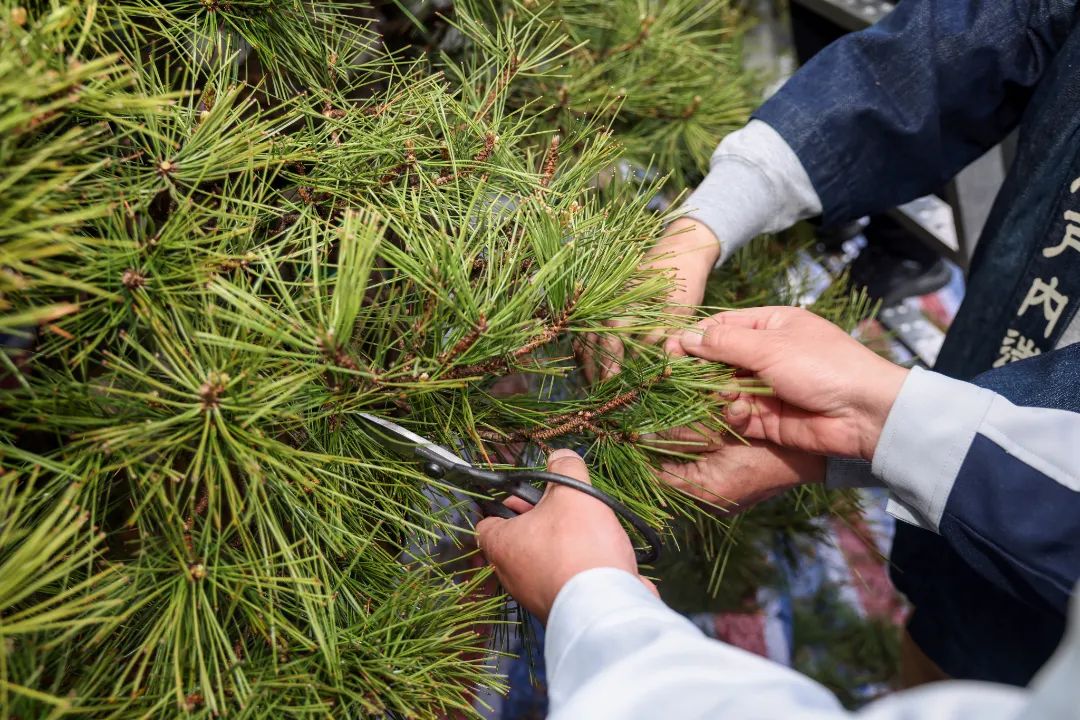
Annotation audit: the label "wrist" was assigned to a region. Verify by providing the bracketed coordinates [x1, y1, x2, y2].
[541, 564, 634, 624]
[855, 362, 910, 461]
[647, 220, 720, 308]
[655, 218, 722, 267]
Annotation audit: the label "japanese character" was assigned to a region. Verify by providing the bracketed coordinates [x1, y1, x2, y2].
[1044, 211, 1080, 258]
[993, 328, 1042, 368]
[1017, 276, 1068, 338]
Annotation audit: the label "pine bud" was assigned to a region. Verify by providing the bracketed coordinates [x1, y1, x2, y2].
[181, 692, 204, 712]
[540, 134, 560, 187]
[121, 268, 146, 290]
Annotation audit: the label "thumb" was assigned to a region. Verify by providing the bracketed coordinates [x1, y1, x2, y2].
[542, 449, 599, 508]
[678, 318, 769, 371]
[546, 448, 590, 485]
[724, 397, 753, 435]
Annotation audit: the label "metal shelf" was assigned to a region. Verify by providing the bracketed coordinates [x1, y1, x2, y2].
[890, 196, 962, 267]
[791, 0, 1007, 270]
[793, 0, 896, 31]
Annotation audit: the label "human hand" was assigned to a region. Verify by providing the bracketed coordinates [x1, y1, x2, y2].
[475, 449, 655, 624]
[667, 306, 908, 461]
[581, 218, 721, 382]
[651, 429, 825, 511]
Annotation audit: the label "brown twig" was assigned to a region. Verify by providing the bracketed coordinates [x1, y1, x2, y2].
[443, 286, 580, 380]
[476, 56, 520, 122]
[379, 139, 418, 186]
[437, 315, 487, 365]
[681, 95, 703, 119]
[539, 134, 560, 188]
[495, 368, 668, 442]
[433, 132, 497, 186]
[604, 16, 655, 58]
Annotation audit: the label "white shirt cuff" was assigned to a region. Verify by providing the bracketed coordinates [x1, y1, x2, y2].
[872, 367, 996, 532]
[545, 567, 670, 682]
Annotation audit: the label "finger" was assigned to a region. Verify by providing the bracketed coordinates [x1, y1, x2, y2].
[546, 448, 590, 484]
[639, 328, 666, 347]
[489, 372, 529, 398]
[641, 423, 726, 453]
[663, 332, 685, 358]
[597, 332, 626, 381]
[698, 307, 780, 330]
[502, 496, 533, 514]
[536, 450, 584, 502]
[723, 394, 777, 442]
[543, 449, 616, 513]
[678, 317, 771, 370]
[578, 334, 597, 384]
[655, 460, 736, 507]
[724, 397, 753, 434]
[730, 395, 822, 452]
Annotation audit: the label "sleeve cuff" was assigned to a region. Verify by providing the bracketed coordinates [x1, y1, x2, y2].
[677, 120, 822, 265]
[872, 366, 995, 532]
[545, 567, 670, 681]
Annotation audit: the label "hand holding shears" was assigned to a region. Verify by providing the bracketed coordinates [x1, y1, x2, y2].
[358, 413, 662, 563]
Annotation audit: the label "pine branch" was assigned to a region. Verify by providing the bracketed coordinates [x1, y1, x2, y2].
[443, 285, 581, 380]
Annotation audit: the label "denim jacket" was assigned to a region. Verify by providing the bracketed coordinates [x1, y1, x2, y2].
[756, 0, 1080, 375]
[754, 0, 1080, 685]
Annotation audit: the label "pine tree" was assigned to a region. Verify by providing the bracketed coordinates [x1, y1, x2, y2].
[1, 1, 859, 716]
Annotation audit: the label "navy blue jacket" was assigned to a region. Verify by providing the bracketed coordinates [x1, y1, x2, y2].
[754, 0, 1080, 684]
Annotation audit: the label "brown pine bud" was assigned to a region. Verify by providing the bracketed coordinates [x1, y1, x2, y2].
[540, 134, 560, 187]
[121, 268, 146, 290]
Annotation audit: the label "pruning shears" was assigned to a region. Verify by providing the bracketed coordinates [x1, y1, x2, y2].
[358, 413, 662, 563]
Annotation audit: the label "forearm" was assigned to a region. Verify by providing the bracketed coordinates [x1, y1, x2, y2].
[870, 357, 1080, 613]
[546, 568, 847, 719]
[546, 568, 1027, 719]
[678, 120, 822, 263]
[754, 0, 1078, 225]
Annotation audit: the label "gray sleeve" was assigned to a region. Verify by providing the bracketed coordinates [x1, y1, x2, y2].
[678, 119, 823, 265]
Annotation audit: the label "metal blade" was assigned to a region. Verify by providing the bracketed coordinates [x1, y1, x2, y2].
[356, 412, 470, 467]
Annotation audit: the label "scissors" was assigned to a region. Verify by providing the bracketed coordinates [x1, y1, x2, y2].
[358, 413, 662, 563]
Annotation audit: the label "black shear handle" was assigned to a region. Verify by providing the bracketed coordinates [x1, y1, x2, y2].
[458, 466, 662, 564]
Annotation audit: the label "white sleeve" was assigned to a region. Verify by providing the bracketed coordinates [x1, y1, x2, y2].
[678, 119, 823, 265]
[545, 567, 1027, 720]
[872, 365, 1080, 533]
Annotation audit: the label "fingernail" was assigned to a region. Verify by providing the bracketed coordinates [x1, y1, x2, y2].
[679, 330, 703, 349]
[726, 399, 750, 418]
[548, 448, 580, 463]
